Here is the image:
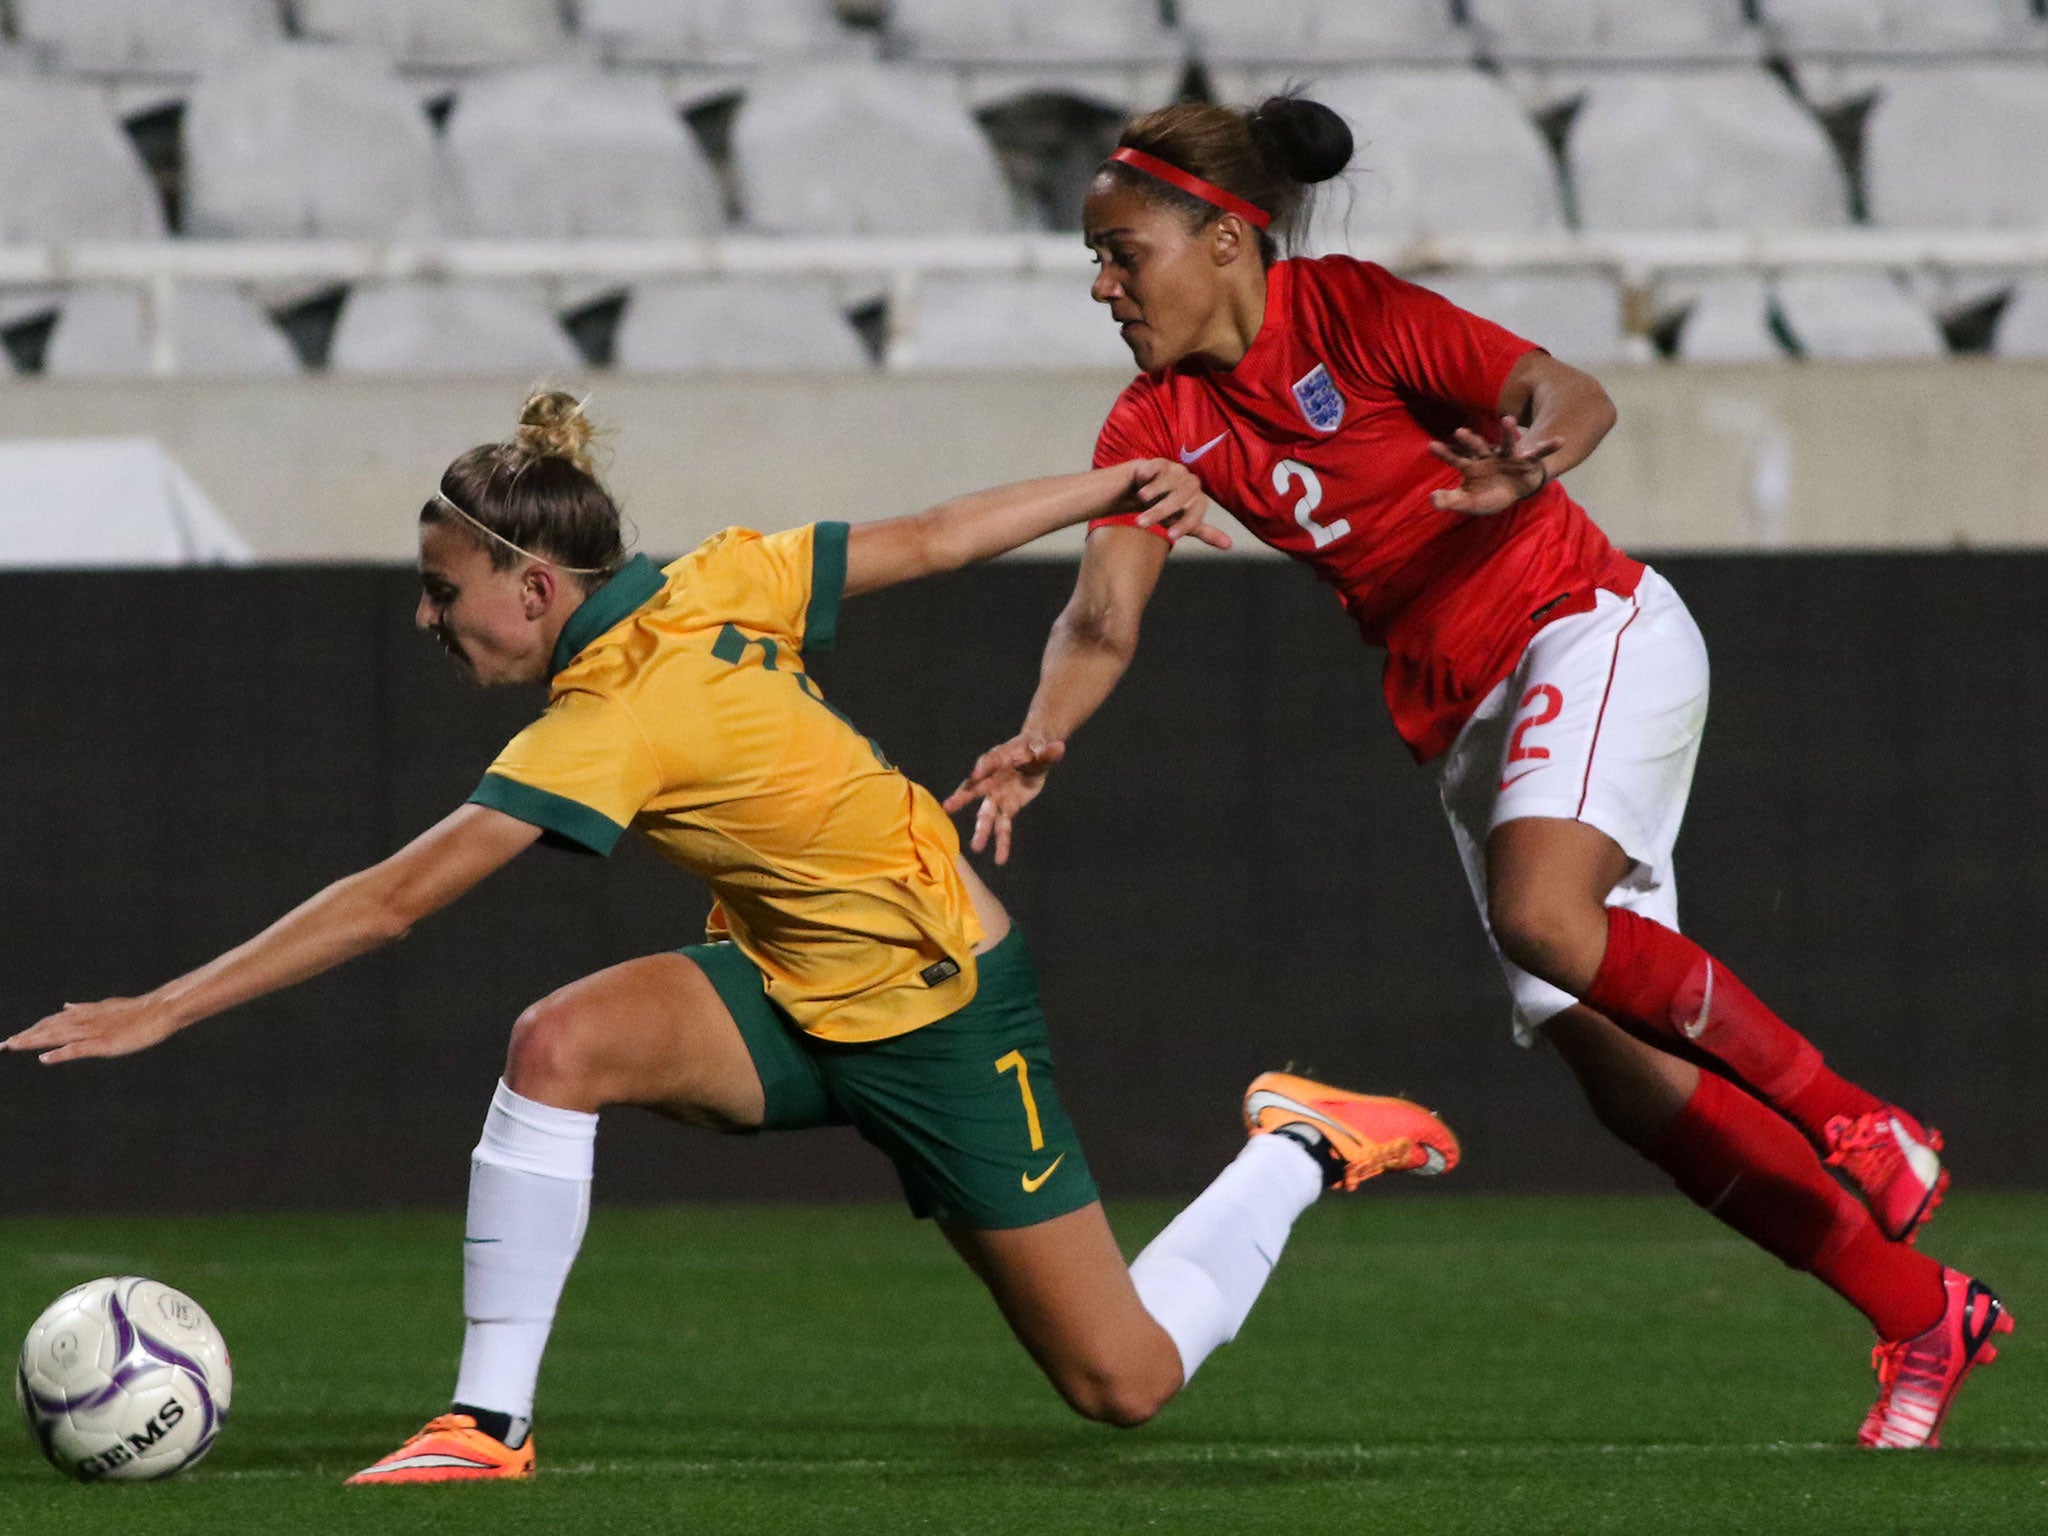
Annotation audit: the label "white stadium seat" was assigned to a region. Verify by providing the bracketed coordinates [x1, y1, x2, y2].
[893, 273, 1132, 370]
[294, 0, 567, 70]
[1993, 277, 2048, 357]
[40, 286, 301, 377]
[889, 0, 1180, 64]
[1180, 0, 1470, 67]
[183, 46, 450, 239]
[327, 283, 582, 374]
[581, 0, 863, 66]
[1467, 0, 1759, 65]
[612, 279, 870, 372]
[731, 64, 1017, 235]
[1863, 66, 2048, 231]
[1418, 275, 1629, 365]
[0, 79, 165, 241]
[1760, 0, 2041, 60]
[1301, 70, 1566, 251]
[443, 68, 726, 238]
[1673, 279, 1786, 363]
[1771, 274, 1945, 361]
[1570, 70, 1849, 230]
[12, 0, 282, 75]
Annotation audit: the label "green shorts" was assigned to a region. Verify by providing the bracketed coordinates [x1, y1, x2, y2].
[682, 927, 1099, 1231]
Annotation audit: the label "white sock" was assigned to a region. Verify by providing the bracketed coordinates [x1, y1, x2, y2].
[1128, 1132, 1325, 1385]
[452, 1081, 598, 1424]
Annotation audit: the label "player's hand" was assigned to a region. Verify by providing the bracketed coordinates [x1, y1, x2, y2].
[1120, 460, 1233, 550]
[3, 997, 184, 1064]
[1427, 416, 1565, 517]
[941, 733, 1066, 865]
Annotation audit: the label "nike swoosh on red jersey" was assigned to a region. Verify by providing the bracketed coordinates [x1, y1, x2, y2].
[1179, 431, 1228, 464]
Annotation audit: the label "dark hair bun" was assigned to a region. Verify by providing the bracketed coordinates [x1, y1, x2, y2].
[1249, 95, 1353, 186]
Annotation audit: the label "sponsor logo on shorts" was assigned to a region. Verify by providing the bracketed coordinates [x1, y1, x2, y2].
[1021, 1154, 1065, 1193]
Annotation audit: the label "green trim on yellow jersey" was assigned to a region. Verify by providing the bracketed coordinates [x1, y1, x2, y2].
[471, 771, 626, 856]
[805, 521, 848, 654]
[549, 554, 667, 680]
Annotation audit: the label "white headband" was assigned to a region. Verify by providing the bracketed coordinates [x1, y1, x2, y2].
[431, 489, 613, 576]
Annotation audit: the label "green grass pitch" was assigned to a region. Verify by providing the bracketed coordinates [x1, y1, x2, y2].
[3, 1193, 2043, 1535]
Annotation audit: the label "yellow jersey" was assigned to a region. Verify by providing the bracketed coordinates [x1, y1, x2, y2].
[469, 523, 984, 1042]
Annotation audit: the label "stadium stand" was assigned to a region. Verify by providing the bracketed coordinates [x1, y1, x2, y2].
[612, 277, 870, 372]
[1179, 0, 1471, 68]
[1772, 272, 1947, 359]
[1760, 0, 2045, 61]
[891, 272, 1133, 369]
[581, 0, 868, 67]
[0, 78, 166, 240]
[1671, 278, 1786, 363]
[326, 282, 582, 373]
[1994, 276, 2048, 356]
[886, 0, 1180, 64]
[441, 67, 727, 238]
[293, 0, 567, 72]
[730, 63, 1017, 233]
[36, 285, 300, 377]
[1418, 274, 1630, 365]
[1466, 0, 1762, 65]
[1301, 69, 1567, 249]
[182, 45, 451, 239]
[11, 0, 283, 76]
[1863, 66, 2048, 230]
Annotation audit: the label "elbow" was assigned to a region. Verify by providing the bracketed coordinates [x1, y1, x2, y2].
[369, 901, 416, 947]
[1059, 600, 1139, 661]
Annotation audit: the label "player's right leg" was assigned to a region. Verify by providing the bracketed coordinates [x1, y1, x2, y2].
[347, 948, 779, 1486]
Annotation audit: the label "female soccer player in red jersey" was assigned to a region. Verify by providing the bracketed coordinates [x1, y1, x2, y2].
[8, 393, 1459, 1483]
[947, 97, 2010, 1449]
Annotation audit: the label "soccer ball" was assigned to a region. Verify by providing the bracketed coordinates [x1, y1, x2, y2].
[15, 1276, 232, 1481]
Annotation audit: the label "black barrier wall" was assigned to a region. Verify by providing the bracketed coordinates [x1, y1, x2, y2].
[2, 553, 2043, 1214]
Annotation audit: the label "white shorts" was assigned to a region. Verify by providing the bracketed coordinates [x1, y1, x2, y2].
[1435, 566, 1710, 1043]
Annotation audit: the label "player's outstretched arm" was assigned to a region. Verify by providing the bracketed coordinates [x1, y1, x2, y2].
[942, 524, 1168, 864]
[4, 805, 540, 1065]
[843, 458, 1226, 598]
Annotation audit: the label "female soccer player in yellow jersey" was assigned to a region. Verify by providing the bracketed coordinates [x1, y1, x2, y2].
[7, 391, 1458, 1484]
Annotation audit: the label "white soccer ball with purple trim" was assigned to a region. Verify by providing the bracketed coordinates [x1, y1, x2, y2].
[15, 1276, 232, 1481]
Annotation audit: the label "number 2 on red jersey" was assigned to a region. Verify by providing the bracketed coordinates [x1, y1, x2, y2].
[1273, 459, 1351, 550]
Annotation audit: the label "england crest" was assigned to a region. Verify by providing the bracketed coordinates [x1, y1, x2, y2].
[1291, 363, 1345, 432]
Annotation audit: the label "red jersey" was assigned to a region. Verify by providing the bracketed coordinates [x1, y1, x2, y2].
[1092, 255, 1642, 763]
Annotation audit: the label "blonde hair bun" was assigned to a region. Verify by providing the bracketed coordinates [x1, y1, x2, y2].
[515, 389, 597, 474]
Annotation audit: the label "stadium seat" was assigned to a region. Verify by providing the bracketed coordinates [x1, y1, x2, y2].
[1993, 276, 2048, 357]
[1180, 0, 1471, 67]
[1570, 69, 1850, 230]
[1760, 0, 2042, 60]
[888, 0, 1180, 63]
[1416, 275, 1630, 364]
[183, 46, 450, 239]
[1863, 66, 2048, 231]
[1672, 279, 1787, 362]
[1771, 273, 1945, 360]
[12, 0, 282, 75]
[294, 0, 567, 70]
[580, 0, 865, 66]
[326, 283, 583, 373]
[39, 286, 301, 377]
[0, 79, 165, 241]
[731, 64, 1017, 234]
[1299, 70, 1566, 252]
[442, 68, 726, 238]
[893, 272, 1131, 369]
[1467, 0, 1760, 65]
[612, 279, 870, 372]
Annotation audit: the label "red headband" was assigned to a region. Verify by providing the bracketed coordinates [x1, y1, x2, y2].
[1108, 147, 1272, 230]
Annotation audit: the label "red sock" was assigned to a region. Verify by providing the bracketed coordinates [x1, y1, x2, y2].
[1645, 1070, 1945, 1341]
[1586, 909, 1881, 1144]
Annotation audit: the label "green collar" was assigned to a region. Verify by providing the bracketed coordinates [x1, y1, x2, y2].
[549, 554, 666, 680]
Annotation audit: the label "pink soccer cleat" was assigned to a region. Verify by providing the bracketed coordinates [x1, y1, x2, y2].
[1859, 1268, 2012, 1449]
[1824, 1105, 1948, 1243]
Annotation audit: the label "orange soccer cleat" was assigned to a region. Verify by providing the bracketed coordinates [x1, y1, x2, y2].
[1860, 1269, 2012, 1449]
[1824, 1105, 1948, 1244]
[344, 1413, 535, 1486]
[1243, 1070, 1460, 1191]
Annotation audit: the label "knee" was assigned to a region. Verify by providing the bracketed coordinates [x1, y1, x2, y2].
[1488, 885, 1606, 994]
[1056, 1359, 1177, 1429]
[504, 993, 604, 1103]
